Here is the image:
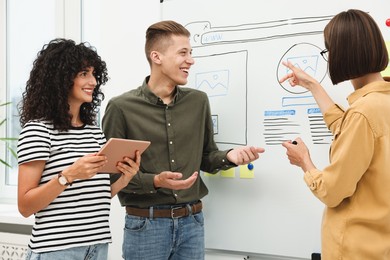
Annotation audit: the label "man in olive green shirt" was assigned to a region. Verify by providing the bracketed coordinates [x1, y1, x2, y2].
[102, 20, 264, 260]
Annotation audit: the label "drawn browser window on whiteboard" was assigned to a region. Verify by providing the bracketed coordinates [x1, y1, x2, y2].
[185, 15, 333, 147]
[186, 16, 332, 47]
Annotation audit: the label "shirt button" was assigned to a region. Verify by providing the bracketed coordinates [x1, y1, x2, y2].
[222, 159, 225, 162]
[171, 159, 175, 163]
[170, 141, 173, 144]
[168, 123, 171, 126]
[174, 193, 178, 197]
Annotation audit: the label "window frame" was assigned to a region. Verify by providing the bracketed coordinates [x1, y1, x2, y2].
[0, 0, 13, 202]
[0, 0, 82, 203]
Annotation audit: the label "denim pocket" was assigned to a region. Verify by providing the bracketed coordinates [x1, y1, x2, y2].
[124, 215, 148, 232]
[191, 211, 204, 226]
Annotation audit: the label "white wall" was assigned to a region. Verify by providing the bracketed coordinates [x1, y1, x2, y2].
[83, 0, 161, 113]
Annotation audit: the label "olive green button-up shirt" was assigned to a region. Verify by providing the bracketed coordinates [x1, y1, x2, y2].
[304, 79, 390, 259]
[102, 76, 235, 208]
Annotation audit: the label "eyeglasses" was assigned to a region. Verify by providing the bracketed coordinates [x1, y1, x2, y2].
[320, 49, 328, 61]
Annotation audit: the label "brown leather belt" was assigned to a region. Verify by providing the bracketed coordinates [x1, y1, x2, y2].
[126, 201, 202, 218]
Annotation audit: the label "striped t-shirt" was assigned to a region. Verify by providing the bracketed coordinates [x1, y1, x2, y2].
[17, 121, 112, 253]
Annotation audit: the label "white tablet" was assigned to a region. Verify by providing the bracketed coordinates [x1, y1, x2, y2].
[97, 138, 151, 174]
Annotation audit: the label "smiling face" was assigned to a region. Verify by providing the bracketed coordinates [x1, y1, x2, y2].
[157, 35, 195, 87]
[68, 67, 97, 107]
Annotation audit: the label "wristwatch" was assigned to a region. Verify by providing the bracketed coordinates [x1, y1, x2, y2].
[58, 173, 71, 186]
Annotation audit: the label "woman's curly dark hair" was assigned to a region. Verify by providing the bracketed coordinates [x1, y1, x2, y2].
[19, 38, 109, 131]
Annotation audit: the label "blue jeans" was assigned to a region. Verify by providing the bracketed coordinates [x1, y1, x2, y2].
[25, 243, 108, 260]
[122, 207, 204, 260]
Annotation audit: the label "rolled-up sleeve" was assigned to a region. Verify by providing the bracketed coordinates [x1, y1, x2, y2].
[304, 111, 374, 207]
[323, 104, 344, 134]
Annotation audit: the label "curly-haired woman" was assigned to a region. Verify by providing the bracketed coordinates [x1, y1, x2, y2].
[17, 38, 140, 260]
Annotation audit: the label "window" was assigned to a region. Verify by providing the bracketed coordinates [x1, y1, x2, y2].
[0, 0, 81, 201]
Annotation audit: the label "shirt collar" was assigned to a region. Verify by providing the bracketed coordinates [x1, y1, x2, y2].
[141, 76, 180, 105]
[347, 78, 390, 105]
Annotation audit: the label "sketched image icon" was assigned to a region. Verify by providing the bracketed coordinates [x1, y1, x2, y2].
[277, 42, 328, 94]
[287, 55, 318, 77]
[195, 70, 229, 97]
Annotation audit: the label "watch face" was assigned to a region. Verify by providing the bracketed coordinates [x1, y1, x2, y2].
[59, 175, 68, 186]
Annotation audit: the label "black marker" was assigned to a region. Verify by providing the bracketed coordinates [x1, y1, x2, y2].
[292, 140, 298, 145]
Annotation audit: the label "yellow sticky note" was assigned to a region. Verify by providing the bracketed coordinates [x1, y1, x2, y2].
[220, 168, 235, 178]
[239, 164, 254, 179]
[382, 41, 390, 77]
[203, 171, 217, 177]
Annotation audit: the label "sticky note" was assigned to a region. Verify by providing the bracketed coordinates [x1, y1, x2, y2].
[220, 168, 235, 178]
[203, 171, 217, 177]
[239, 164, 254, 179]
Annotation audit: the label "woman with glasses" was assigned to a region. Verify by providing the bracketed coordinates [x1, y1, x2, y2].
[279, 9, 390, 259]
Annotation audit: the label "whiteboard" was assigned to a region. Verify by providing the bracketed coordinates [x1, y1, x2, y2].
[162, 1, 390, 258]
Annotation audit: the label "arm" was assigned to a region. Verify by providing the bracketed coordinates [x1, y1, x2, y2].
[153, 171, 198, 190]
[279, 61, 335, 115]
[199, 96, 265, 170]
[282, 112, 373, 207]
[226, 146, 265, 165]
[199, 98, 237, 173]
[102, 100, 190, 193]
[282, 138, 316, 173]
[312, 112, 374, 207]
[102, 99, 128, 143]
[102, 100, 135, 187]
[18, 160, 65, 217]
[110, 152, 141, 197]
[103, 95, 202, 192]
[18, 154, 107, 217]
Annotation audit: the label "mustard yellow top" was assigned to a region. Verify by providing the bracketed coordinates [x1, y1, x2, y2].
[304, 80, 390, 259]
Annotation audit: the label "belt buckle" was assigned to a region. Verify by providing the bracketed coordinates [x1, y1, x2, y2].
[171, 206, 183, 218]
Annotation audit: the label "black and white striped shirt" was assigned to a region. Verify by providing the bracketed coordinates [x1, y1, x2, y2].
[17, 121, 112, 253]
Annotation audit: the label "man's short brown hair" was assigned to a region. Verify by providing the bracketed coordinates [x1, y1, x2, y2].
[145, 20, 190, 65]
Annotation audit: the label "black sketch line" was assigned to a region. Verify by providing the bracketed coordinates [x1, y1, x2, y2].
[185, 15, 333, 47]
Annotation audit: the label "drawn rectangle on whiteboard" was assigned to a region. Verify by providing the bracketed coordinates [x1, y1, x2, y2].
[282, 95, 317, 107]
[188, 50, 248, 145]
